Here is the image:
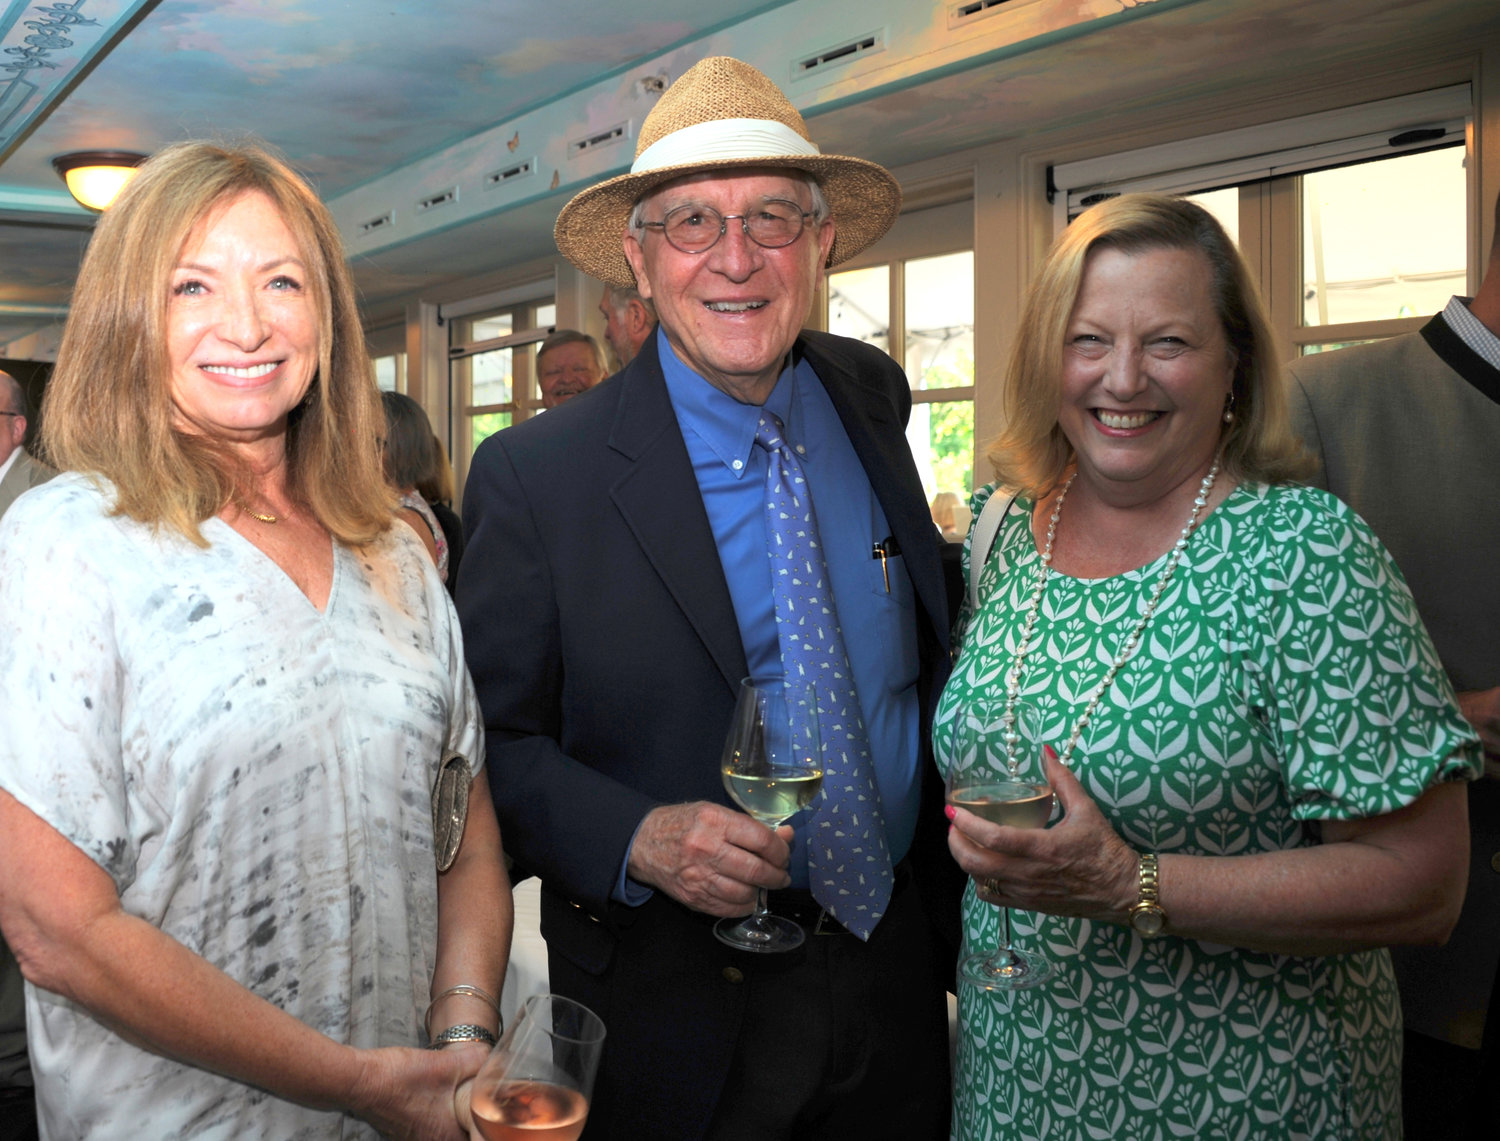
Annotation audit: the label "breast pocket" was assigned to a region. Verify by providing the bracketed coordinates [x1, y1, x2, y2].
[868, 551, 921, 693]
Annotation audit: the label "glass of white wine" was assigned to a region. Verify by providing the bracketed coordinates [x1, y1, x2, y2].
[468, 993, 605, 1141]
[946, 699, 1056, 990]
[713, 676, 823, 953]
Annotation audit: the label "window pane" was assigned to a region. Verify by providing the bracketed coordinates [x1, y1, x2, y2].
[471, 313, 514, 342]
[534, 303, 557, 329]
[1301, 147, 1465, 326]
[908, 399, 974, 524]
[904, 251, 974, 391]
[373, 354, 401, 392]
[471, 347, 513, 407]
[1300, 339, 1380, 356]
[1184, 188, 1239, 247]
[471, 411, 512, 454]
[827, 265, 890, 354]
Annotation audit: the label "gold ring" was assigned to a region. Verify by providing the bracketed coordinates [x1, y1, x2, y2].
[980, 877, 1003, 896]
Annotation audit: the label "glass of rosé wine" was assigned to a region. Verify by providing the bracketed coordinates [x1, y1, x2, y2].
[468, 994, 605, 1141]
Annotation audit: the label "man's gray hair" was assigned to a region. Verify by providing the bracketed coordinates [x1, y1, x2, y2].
[628, 171, 831, 234]
[602, 282, 657, 322]
[0, 370, 26, 419]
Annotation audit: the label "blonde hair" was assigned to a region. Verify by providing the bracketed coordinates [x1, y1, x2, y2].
[42, 140, 393, 546]
[988, 193, 1312, 497]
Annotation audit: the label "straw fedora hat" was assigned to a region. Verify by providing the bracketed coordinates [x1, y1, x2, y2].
[554, 56, 902, 289]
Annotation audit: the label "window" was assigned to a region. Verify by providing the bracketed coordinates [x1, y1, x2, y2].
[826, 195, 975, 537]
[372, 353, 405, 392]
[449, 300, 555, 457]
[1052, 85, 1473, 357]
[1300, 147, 1466, 333]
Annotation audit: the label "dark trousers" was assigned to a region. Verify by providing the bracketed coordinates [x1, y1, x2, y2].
[702, 869, 952, 1141]
[0, 1086, 38, 1141]
[552, 862, 952, 1141]
[1401, 1029, 1492, 1140]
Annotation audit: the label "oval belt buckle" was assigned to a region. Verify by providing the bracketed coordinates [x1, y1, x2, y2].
[431, 750, 470, 873]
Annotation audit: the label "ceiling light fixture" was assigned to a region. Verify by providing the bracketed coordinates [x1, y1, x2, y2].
[51, 150, 148, 212]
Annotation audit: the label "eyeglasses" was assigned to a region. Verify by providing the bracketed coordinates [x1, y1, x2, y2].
[0, 411, 20, 418]
[637, 200, 813, 255]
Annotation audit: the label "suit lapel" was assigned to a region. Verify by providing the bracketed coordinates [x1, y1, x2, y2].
[799, 335, 951, 654]
[606, 340, 749, 694]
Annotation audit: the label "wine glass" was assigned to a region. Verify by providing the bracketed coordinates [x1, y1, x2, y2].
[946, 699, 1056, 990]
[468, 993, 606, 1141]
[713, 676, 823, 953]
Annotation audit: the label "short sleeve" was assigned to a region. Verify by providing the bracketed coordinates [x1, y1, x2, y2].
[440, 596, 485, 782]
[1246, 487, 1480, 820]
[0, 482, 137, 888]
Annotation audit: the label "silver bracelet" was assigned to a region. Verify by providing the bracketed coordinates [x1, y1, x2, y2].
[424, 983, 502, 1040]
[427, 1023, 497, 1050]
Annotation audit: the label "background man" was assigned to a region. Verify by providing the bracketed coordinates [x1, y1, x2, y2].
[1287, 193, 1500, 1141]
[535, 329, 606, 408]
[596, 281, 657, 369]
[0, 370, 53, 518]
[0, 367, 48, 1138]
[459, 57, 958, 1141]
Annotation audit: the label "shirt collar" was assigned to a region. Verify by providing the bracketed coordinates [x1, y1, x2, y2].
[1442, 296, 1500, 371]
[657, 326, 800, 478]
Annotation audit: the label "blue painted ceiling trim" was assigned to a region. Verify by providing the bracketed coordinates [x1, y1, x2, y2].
[0, 180, 87, 214]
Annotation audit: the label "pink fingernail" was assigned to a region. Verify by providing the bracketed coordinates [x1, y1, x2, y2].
[944, 805, 956, 821]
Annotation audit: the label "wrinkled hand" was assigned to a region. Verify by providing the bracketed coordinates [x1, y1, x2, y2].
[348, 1043, 487, 1141]
[627, 801, 792, 917]
[1458, 688, 1500, 776]
[948, 747, 1138, 922]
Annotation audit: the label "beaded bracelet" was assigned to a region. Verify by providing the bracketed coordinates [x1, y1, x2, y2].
[425, 983, 503, 1040]
[427, 1023, 497, 1050]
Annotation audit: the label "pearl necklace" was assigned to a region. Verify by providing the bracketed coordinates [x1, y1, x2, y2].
[1002, 458, 1222, 773]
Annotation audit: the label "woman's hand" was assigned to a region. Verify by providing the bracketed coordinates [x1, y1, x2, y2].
[348, 1042, 489, 1141]
[947, 746, 1139, 923]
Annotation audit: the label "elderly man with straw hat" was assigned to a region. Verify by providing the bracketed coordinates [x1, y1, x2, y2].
[458, 57, 959, 1140]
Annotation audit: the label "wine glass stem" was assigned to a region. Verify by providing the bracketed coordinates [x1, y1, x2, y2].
[753, 885, 771, 919]
[999, 905, 1014, 952]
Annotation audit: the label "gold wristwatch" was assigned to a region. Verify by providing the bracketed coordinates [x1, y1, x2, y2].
[1127, 852, 1167, 938]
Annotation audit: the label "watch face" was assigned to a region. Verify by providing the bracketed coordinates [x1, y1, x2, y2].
[1131, 907, 1165, 937]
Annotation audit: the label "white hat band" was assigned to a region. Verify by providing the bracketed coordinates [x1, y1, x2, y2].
[631, 117, 821, 175]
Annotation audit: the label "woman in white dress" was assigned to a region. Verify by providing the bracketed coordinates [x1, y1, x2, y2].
[0, 142, 512, 1140]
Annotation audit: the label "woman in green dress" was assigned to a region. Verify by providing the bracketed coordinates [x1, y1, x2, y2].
[937, 193, 1479, 1141]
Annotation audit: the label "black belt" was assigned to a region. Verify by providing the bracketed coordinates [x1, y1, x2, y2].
[767, 858, 914, 936]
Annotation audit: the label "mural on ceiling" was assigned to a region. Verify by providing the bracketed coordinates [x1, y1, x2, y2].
[0, 0, 154, 160]
[0, 0, 782, 194]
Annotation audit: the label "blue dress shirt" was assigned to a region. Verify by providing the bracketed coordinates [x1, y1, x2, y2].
[648, 328, 922, 889]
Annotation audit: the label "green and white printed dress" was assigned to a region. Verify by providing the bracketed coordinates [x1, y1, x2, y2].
[934, 481, 1480, 1141]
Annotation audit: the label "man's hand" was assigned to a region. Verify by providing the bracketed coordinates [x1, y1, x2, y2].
[626, 802, 792, 916]
[1458, 687, 1500, 777]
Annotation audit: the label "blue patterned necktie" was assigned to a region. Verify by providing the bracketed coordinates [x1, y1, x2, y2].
[754, 412, 893, 939]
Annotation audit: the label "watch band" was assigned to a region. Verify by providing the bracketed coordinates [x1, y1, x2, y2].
[427, 1023, 498, 1050]
[1128, 851, 1167, 938]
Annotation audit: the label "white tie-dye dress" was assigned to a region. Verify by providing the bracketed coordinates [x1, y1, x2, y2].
[0, 473, 485, 1140]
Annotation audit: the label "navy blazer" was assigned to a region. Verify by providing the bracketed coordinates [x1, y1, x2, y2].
[458, 329, 959, 1138]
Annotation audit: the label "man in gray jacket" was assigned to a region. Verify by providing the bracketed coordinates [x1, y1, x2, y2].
[0, 370, 53, 520]
[1287, 193, 1500, 1141]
